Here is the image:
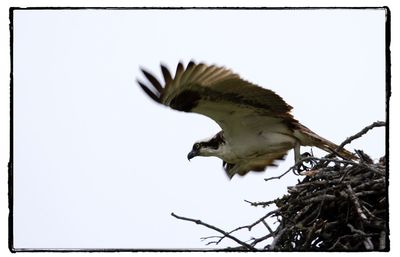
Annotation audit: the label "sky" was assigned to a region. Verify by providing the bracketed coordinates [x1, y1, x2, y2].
[12, 8, 386, 250]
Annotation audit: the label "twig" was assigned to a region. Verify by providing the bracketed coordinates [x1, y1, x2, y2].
[347, 224, 374, 250]
[265, 156, 357, 182]
[360, 163, 385, 176]
[200, 235, 221, 242]
[171, 212, 257, 251]
[345, 184, 368, 221]
[244, 199, 275, 208]
[328, 235, 352, 250]
[379, 231, 386, 250]
[270, 227, 288, 250]
[251, 233, 274, 246]
[264, 155, 324, 182]
[303, 222, 319, 249]
[247, 209, 280, 230]
[262, 220, 274, 234]
[264, 165, 295, 182]
[197, 208, 277, 247]
[335, 121, 385, 152]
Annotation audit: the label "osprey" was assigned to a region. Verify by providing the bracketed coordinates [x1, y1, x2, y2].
[137, 61, 354, 179]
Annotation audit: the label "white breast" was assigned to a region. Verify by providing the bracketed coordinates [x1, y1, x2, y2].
[219, 115, 297, 162]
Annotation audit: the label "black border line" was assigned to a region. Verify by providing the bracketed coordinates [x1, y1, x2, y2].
[384, 6, 391, 253]
[9, 6, 389, 10]
[9, 6, 391, 253]
[8, 7, 14, 254]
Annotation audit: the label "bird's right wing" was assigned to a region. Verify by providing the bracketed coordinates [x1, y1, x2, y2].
[137, 61, 300, 140]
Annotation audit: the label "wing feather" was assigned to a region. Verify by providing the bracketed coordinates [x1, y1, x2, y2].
[140, 68, 163, 93]
[187, 63, 208, 83]
[137, 61, 299, 135]
[137, 80, 161, 103]
[193, 65, 220, 85]
[180, 61, 197, 85]
[164, 62, 185, 104]
[225, 151, 287, 178]
[161, 64, 172, 85]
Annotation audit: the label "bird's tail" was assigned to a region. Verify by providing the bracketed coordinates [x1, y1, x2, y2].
[295, 124, 357, 160]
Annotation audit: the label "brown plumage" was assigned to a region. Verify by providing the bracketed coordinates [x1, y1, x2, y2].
[137, 61, 355, 178]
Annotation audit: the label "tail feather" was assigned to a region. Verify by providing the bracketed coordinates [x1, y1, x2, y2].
[295, 124, 357, 160]
[315, 137, 357, 160]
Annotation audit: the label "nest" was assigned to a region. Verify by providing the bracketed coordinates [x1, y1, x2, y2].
[172, 121, 387, 251]
[269, 151, 387, 251]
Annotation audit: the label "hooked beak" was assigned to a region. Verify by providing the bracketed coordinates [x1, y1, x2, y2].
[187, 150, 198, 161]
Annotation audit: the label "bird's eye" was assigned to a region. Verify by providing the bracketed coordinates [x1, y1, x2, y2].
[194, 143, 200, 150]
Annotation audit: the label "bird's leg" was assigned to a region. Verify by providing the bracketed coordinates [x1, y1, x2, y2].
[294, 142, 301, 163]
[294, 142, 314, 172]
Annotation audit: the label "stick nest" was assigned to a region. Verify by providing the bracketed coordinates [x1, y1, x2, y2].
[270, 151, 387, 251]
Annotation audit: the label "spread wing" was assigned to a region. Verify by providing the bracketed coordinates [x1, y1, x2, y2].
[137, 61, 300, 142]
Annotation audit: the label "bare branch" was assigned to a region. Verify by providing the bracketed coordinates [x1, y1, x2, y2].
[244, 199, 275, 208]
[171, 212, 257, 251]
[335, 121, 385, 152]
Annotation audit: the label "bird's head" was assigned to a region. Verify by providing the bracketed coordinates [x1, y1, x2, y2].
[187, 142, 203, 160]
[187, 133, 225, 161]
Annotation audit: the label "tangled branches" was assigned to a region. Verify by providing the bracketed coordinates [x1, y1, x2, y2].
[269, 153, 387, 250]
[172, 121, 387, 251]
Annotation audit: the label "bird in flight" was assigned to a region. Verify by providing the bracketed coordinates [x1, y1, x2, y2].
[137, 61, 355, 179]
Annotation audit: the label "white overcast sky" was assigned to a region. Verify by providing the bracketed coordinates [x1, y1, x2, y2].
[12, 8, 386, 249]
